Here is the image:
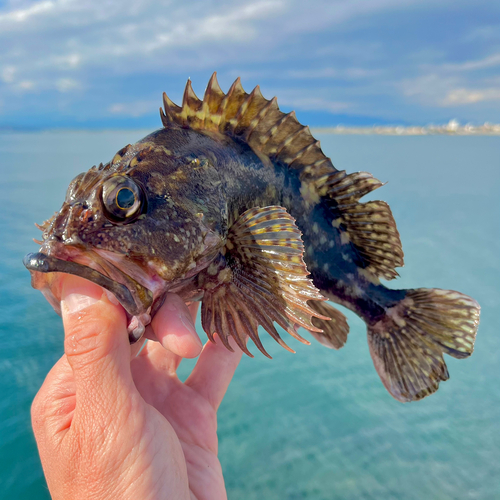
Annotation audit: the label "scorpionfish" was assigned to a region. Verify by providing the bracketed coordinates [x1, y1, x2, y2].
[24, 73, 481, 402]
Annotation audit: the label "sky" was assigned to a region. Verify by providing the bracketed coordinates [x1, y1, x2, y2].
[0, 0, 499, 129]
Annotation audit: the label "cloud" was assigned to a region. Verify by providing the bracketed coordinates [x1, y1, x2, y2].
[288, 67, 382, 80]
[56, 78, 80, 92]
[287, 97, 352, 113]
[0, 0, 55, 25]
[400, 72, 500, 108]
[465, 24, 500, 42]
[17, 80, 35, 90]
[274, 87, 353, 113]
[1, 66, 16, 83]
[441, 88, 500, 106]
[440, 53, 500, 72]
[108, 100, 158, 117]
[0, 0, 424, 81]
[399, 48, 500, 110]
[0, 0, 499, 126]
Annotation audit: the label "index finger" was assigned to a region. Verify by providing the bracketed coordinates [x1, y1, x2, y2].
[185, 334, 243, 410]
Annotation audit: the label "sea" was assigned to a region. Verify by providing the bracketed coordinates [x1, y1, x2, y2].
[0, 131, 498, 499]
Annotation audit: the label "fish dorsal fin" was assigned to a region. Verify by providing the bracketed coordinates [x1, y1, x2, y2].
[315, 171, 404, 280]
[197, 206, 329, 358]
[160, 73, 334, 177]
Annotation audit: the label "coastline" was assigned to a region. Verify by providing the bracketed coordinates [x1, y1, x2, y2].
[1, 122, 499, 136]
[312, 121, 500, 135]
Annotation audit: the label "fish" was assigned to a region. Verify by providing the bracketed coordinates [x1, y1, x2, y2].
[24, 73, 481, 403]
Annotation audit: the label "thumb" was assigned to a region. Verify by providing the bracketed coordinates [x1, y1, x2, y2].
[61, 275, 134, 416]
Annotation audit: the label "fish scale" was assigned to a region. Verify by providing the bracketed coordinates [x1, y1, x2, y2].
[24, 73, 480, 403]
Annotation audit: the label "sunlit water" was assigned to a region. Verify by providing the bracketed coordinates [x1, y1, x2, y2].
[0, 131, 498, 499]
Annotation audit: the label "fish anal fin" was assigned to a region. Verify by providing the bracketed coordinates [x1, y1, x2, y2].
[199, 206, 328, 356]
[308, 300, 349, 350]
[368, 288, 480, 402]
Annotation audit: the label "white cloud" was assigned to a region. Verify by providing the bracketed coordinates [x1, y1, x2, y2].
[400, 73, 500, 108]
[291, 98, 352, 113]
[465, 24, 500, 42]
[108, 100, 157, 117]
[289, 67, 381, 80]
[1, 66, 16, 83]
[17, 80, 35, 90]
[0, 0, 498, 125]
[140, 0, 285, 53]
[399, 49, 500, 109]
[53, 53, 81, 69]
[0, 0, 55, 25]
[400, 73, 458, 106]
[440, 53, 500, 72]
[441, 88, 500, 106]
[277, 90, 352, 113]
[56, 77, 80, 92]
[0, 0, 423, 81]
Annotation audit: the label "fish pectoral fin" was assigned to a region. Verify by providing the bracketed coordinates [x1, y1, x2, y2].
[367, 288, 480, 402]
[308, 300, 349, 349]
[198, 206, 328, 358]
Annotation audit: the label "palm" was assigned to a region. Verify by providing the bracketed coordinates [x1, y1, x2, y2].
[33, 281, 242, 500]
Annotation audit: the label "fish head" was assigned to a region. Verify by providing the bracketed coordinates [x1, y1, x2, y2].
[24, 139, 227, 340]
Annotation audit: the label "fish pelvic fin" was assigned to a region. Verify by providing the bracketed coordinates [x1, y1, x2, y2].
[315, 170, 404, 280]
[161, 73, 335, 177]
[368, 288, 480, 402]
[198, 206, 328, 358]
[308, 300, 349, 349]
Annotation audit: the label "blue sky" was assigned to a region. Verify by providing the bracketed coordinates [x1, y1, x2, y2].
[0, 0, 499, 129]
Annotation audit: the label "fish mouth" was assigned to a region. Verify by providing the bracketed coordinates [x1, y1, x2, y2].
[23, 252, 152, 316]
[23, 246, 155, 342]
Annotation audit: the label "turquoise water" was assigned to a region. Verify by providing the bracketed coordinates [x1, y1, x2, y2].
[0, 131, 498, 499]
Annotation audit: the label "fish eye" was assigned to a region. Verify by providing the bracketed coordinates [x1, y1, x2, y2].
[101, 176, 145, 223]
[116, 187, 136, 210]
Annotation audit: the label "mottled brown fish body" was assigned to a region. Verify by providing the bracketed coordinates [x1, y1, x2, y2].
[140, 127, 402, 324]
[25, 74, 480, 402]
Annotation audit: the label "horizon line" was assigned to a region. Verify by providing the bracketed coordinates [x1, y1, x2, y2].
[1, 121, 499, 136]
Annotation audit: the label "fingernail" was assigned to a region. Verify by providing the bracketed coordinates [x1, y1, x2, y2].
[62, 293, 99, 314]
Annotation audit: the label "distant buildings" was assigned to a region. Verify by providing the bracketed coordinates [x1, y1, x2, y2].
[314, 120, 500, 135]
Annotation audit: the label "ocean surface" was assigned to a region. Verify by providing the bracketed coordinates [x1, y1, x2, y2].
[0, 131, 498, 499]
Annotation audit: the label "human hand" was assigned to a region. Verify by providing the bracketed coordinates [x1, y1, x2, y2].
[31, 275, 243, 500]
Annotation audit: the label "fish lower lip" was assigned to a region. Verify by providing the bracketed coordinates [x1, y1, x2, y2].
[23, 252, 150, 317]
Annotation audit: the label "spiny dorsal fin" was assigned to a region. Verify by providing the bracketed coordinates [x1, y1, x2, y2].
[160, 73, 334, 177]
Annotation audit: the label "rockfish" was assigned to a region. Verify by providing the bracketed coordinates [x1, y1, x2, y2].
[24, 74, 480, 402]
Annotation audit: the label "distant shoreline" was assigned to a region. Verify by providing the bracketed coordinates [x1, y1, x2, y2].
[1, 121, 499, 136]
[312, 121, 500, 136]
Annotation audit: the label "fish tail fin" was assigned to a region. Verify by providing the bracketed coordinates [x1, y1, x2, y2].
[367, 288, 480, 402]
